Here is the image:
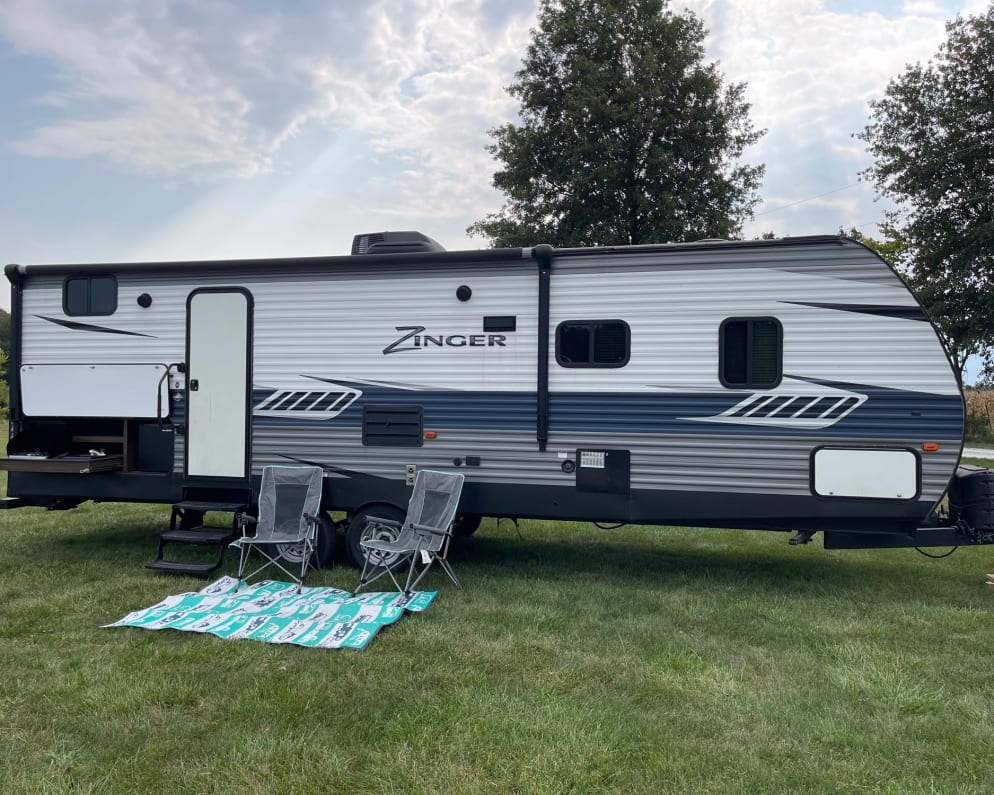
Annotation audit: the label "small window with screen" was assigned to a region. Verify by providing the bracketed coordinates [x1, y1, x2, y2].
[720, 317, 782, 388]
[63, 275, 118, 316]
[556, 320, 630, 368]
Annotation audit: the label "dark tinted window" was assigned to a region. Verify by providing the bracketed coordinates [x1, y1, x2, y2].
[720, 317, 782, 388]
[558, 325, 591, 364]
[556, 320, 630, 368]
[722, 321, 748, 384]
[64, 275, 117, 316]
[89, 276, 117, 315]
[65, 278, 89, 315]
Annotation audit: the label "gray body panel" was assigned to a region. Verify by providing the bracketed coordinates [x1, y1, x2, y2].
[6, 237, 963, 533]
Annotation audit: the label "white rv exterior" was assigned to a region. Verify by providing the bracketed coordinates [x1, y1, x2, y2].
[2, 235, 974, 563]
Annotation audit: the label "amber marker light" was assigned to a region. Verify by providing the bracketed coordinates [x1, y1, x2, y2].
[424, 431, 437, 440]
[922, 443, 939, 452]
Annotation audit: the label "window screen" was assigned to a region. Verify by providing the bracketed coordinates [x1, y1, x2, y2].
[64, 275, 118, 316]
[720, 317, 782, 388]
[556, 320, 630, 368]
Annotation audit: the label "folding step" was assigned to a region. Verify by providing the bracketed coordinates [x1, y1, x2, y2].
[171, 500, 247, 515]
[147, 499, 248, 577]
[158, 528, 238, 546]
[146, 560, 224, 576]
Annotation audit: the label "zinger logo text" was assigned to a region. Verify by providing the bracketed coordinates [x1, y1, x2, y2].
[383, 325, 508, 355]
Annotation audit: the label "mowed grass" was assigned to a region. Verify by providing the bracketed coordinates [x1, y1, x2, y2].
[2, 466, 994, 793]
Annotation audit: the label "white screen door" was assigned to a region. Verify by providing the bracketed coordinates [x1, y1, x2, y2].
[186, 289, 252, 478]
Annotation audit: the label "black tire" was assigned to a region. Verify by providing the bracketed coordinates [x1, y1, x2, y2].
[345, 503, 406, 569]
[273, 512, 337, 571]
[451, 513, 482, 537]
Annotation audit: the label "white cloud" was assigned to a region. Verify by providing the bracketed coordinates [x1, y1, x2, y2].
[0, 0, 532, 222]
[684, 0, 951, 139]
[0, 0, 984, 251]
[676, 0, 974, 236]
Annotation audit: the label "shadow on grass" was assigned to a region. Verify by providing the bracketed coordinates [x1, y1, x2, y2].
[27, 507, 166, 559]
[31, 505, 983, 606]
[452, 526, 976, 600]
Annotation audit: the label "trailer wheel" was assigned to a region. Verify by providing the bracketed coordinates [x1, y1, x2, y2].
[272, 512, 337, 571]
[313, 513, 338, 568]
[345, 504, 406, 570]
[451, 513, 482, 536]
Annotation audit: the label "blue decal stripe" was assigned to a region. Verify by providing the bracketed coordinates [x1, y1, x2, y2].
[243, 384, 963, 441]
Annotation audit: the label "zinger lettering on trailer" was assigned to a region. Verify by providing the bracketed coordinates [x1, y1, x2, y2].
[382, 325, 508, 355]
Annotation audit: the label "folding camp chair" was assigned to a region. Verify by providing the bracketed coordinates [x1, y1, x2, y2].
[355, 469, 465, 595]
[230, 465, 324, 593]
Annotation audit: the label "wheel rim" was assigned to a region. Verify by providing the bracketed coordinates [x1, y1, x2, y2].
[361, 522, 403, 568]
[275, 540, 308, 564]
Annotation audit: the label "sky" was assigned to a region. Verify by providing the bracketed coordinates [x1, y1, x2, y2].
[0, 0, 988, 376]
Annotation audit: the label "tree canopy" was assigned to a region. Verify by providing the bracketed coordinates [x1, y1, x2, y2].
[858, 5, 994, 380]
[468, 0, 765, 248]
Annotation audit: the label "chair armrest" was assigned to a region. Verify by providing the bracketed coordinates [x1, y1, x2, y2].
[365, 516, 402, 528]
[237, 512, 258, 527]
[411, 522, 453, 538]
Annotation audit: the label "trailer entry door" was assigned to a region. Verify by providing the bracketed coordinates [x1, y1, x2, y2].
[185, 288, 253, 479]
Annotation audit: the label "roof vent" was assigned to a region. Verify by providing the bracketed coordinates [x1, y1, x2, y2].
[351, 231, 446, 255]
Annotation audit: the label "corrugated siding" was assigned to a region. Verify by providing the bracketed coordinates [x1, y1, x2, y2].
[15, 239, 961, 508]
[549, 242, 956, 396]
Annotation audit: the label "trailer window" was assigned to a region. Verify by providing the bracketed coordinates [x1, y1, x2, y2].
[63, 275, 117, 316]
[556, 320, 630, 368]
[720, 317, 782, 388]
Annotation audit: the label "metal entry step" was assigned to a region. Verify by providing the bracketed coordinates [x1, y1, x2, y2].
[147, 500, 247, 576]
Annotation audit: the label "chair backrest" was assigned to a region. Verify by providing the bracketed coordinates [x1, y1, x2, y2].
[257, 465, 324, 539]
[405, 470, 465, 551]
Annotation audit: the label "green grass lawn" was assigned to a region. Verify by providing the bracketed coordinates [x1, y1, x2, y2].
[2, 467, 994, 793]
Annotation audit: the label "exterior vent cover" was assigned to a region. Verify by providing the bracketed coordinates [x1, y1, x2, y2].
[352, 233, 385, 254]
[351, 231, 445, 255]
[362, 404, 424, 447]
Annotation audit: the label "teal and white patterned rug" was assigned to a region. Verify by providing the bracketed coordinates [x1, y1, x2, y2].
[104, 576, 436, 650]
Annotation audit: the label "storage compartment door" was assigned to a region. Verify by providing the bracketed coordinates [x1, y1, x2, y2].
[813, 448, 918, 500]
[185, 289, 252, 479]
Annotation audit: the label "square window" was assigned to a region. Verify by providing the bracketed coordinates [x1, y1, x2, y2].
[720, 317, 782, 388]
[64, 275, 117, 316]
[556, 320, 630, 368]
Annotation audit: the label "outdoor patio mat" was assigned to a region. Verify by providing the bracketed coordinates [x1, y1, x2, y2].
[103, 576, 436, 649]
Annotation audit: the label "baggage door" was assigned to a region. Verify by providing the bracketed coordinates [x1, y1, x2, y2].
[185, 288, 253, 479]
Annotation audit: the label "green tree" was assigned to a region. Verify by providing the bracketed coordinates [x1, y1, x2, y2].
[0, 309, 9, 419]
[468, 0, 765, 248]
[840, 225, 907, 271]
[857, 5, 994, 380]
[0, 308, 9, 355]
[0, 348, 8, 419]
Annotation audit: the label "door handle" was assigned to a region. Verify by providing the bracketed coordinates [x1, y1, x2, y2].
[190, 379, 199, 392]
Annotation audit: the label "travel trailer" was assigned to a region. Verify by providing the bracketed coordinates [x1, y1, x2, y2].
[3, 233, 992, 573]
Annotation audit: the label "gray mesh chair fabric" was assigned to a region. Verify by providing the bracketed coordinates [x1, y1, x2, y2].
[356, 469, 465, 595]
[230, 465, 324, 592]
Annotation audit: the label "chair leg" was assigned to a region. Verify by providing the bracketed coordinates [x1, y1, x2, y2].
[237, 546, 309, 590]
[437, 558, 462, 589]
[403, 554, 460, 594]
[404, 555, 435, 594]
[356, 550, 374, 593]
[235, 545, 250, 592]
[356, 548, 405, 593]
[297, 544, 306, 594]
